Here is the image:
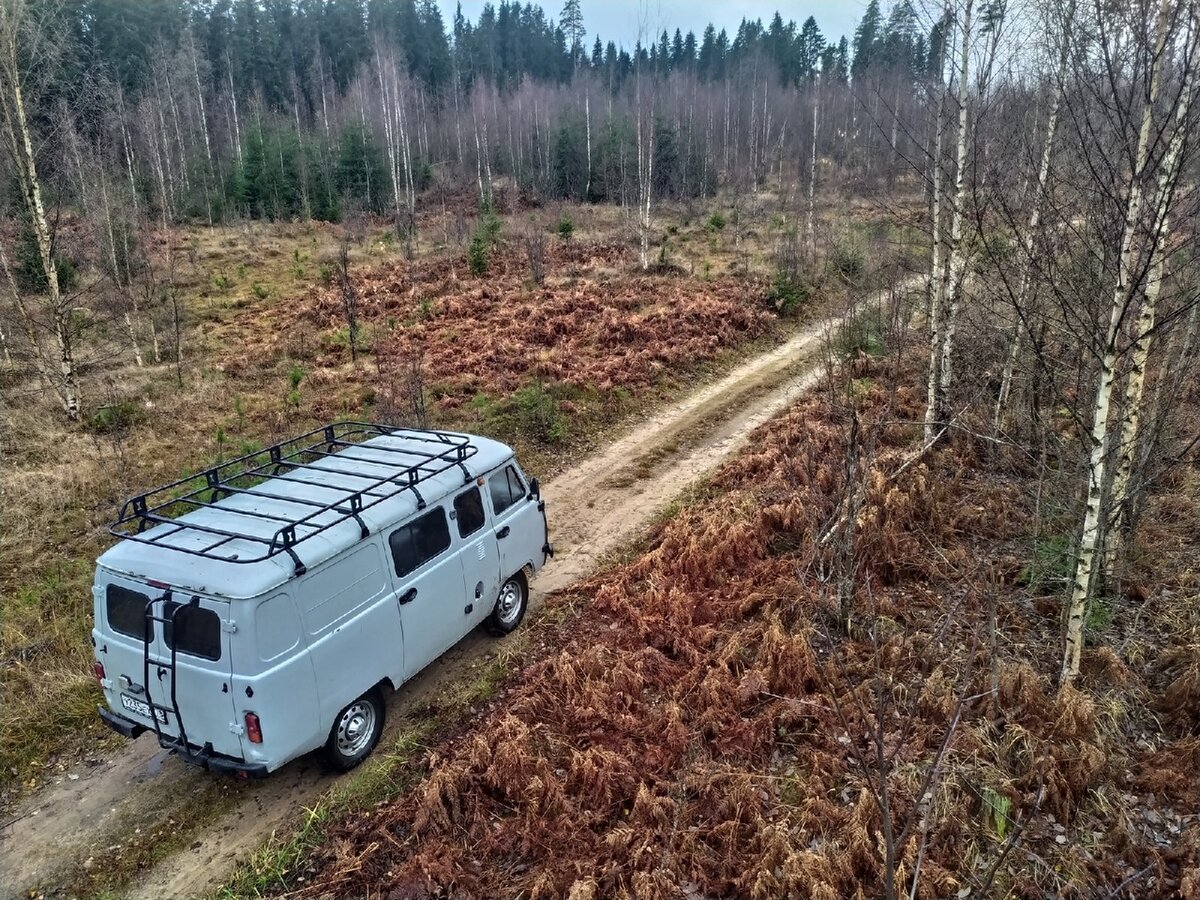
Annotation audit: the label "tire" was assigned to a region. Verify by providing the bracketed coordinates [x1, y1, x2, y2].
[323, 689, 384, 772]
[485, 572, 528, 636]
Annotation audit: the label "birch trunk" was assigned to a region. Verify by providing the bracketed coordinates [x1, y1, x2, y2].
[1107, 19, 1198, 562]
[162, 66, 189, 192]
[374, 44, 405, 232]
[923, 6, 952, 442]
[805, 79, 819, 258]
[932, 0, 975, 433]
[994, 5, 1072, 433]
[189, 28, 212, 166]
[472, 101, 485, 206]
[316, 41, 331, 140]
[0, 0, 81, 419]
[1061, 0, 1172, 685]
[227, 58, 242, 161]
[117, 87, 140, 219]
[100, 175, 144, 367]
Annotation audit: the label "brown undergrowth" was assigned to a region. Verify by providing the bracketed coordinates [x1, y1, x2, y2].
[280, 357, 1200, 899]
[289, 239, 773, 407]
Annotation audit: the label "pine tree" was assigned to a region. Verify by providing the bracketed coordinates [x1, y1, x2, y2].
[798, 16, 824, 80]
[559, 0, 583, 69]
[851, 0, 882, 78]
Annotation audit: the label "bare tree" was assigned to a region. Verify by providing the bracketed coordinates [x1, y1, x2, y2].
[1060, 0, 1193, 684]
[925, 0, 975, 438]
[337, 224, 361, 363]
[0, 0, 81, 419]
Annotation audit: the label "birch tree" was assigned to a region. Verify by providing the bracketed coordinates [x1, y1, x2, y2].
[925, 0, 974, 438]
[993, 0, 1074, 434]
[1060, 0, 1178, 685]
[0, 0, 81, 419]
[1106, 5, 1199, 568]
[923, 0, 952, 441]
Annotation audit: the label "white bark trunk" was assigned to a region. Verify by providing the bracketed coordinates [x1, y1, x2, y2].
[585, 91, 592, 199]
[805, 79, 819, 257]
[923, 5, 952, 442]
[1107, 17, 1198, 561]
[0, 1, 81, 418]
[190, 29, 212, 166]
[1061, 0, 1173, 685]
[933, 0, 975, 430]
[227, 58, 242, 161]
[993, 15, 1070, 433]
[100, 176, 144, 367]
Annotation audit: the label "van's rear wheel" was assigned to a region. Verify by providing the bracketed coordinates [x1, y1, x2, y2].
[323, 690, 384, 772]
[485, 573, 527, 636]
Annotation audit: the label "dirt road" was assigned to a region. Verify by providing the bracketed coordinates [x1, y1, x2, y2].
[0, 287, 905, 899]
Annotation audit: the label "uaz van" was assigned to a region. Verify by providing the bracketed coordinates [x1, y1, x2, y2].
[91, 423, 552, 776]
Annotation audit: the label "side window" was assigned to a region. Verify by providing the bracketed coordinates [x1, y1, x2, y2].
[454, 487, 486, 538]
[506, 466, 526, 502]
[488, 465, 526, 516]
[389, 507, 452, 578]
[106, 585, 150, 641]
[164, 600, 222, 661]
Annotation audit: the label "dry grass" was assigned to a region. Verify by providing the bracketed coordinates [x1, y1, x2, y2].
[275, 356, 1200, 899]
[0, 208, 805, 801]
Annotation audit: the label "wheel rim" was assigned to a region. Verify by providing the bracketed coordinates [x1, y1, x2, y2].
[496, 579, 524, 627]
[335, 700, 376, 757]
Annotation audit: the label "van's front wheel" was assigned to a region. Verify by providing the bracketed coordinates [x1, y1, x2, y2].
[485, 573, 528, 636]
[323, 690, 384, 771]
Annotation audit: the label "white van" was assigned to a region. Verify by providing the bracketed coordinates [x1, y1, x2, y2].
[91, 424, 552, 776]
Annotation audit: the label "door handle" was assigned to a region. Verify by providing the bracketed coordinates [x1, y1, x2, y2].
[398, 587, 418, 605]
[496, 526, 510, 539]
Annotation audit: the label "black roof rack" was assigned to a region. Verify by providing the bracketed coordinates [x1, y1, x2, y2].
[109, 422, 477, 575]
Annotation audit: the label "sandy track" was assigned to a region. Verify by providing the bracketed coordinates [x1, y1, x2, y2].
[0, 284, 907, 899]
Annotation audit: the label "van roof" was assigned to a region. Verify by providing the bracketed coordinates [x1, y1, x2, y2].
[97, 428, 515, 600]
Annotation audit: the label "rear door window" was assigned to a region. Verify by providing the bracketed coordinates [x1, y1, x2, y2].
[454, 487, 486, 538]
[106, 585, 150, 641]
[389, 507, 452, 577]
[163, 599, 222, 661]
[488, 465, 526, 515]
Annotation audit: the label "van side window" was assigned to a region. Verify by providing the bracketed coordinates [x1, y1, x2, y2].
[106, 585, 150, 641]
[163, 599, 222, 661]
[454, 487, 486, 538]
[488, 465, 526, 515]
[389, 508, 452, 577]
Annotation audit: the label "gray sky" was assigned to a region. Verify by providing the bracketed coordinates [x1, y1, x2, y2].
[441, 1, 867, 50]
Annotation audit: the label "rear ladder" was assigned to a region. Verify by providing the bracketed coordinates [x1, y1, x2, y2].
[141, 593, 192, 752]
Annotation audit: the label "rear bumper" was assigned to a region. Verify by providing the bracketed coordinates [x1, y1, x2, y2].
[99, 705, 148, 739]
[98, 706, 269, 779]
[172, 742, 270, 779]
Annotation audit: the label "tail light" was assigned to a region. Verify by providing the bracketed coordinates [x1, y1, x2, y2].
[92, 661, 106, 683]
[244, 711, 263, 744]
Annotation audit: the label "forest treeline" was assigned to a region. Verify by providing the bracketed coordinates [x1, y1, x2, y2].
[14, 0, 937, 225]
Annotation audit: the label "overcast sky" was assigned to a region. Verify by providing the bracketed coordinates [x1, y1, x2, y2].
[440, 1, 868, 49]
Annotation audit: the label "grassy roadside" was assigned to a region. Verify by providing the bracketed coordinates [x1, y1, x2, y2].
[211, 620, 556, 900]
[0, 201, 913, 804]
[209, 478, 710, 900]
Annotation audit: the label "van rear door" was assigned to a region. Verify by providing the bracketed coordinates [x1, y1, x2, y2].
[95, 574, 242, 760]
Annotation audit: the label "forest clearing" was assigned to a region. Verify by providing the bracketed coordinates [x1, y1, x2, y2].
[2, 0, 1199, 897]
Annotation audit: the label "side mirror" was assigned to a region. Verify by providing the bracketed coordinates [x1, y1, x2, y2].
[528, 477, 540, 499]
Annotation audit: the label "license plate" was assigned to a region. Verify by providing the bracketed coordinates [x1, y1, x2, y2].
[121, 693, 168, 724]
